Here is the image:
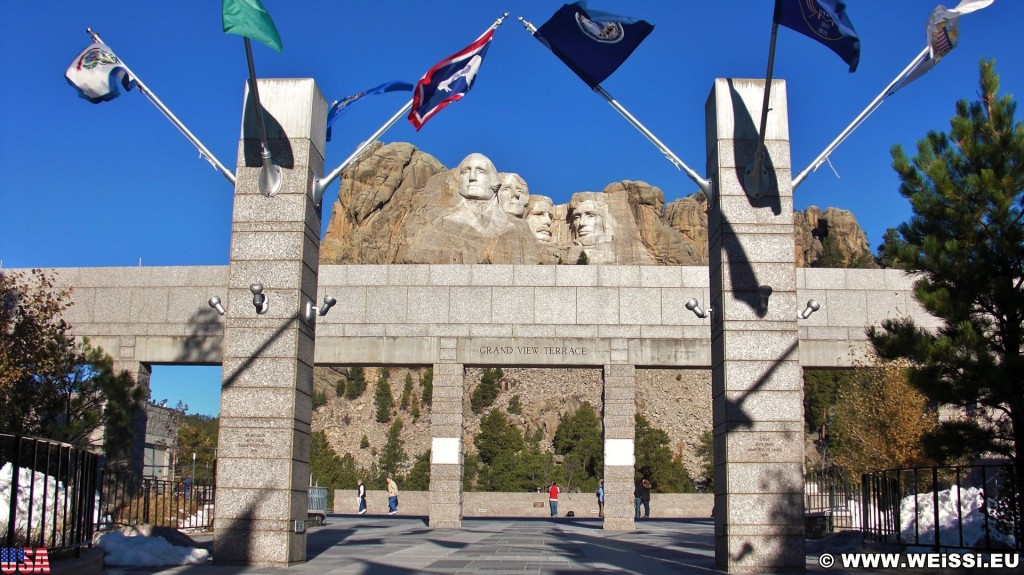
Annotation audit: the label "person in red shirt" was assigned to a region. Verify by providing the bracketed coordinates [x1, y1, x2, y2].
[548, 481, 560, 517]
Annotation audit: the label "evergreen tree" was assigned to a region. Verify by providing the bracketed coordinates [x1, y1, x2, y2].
[552, 402, 603, 491]
[473, 409, 527, 491]
[310, 430, 360, 509]
[176, 412, 219, 483]
[374, 369, 394, 423]
[695, 429, 714, 491]
[344, 367, 367, 400]
[635, 414, 695, 492]
[335, 377, 345, 397]
[470, 368, 503, 414]
[359, 434, 370, 449]
[867, 62, 1023, 520]
[404, 450, 431, 490]
[399, 372, 413, 410]
[420, 368, 433, 406]
[378, 417, 407, 476]
[803, 369, 854, 434]
[508, 394, 522, 415]
[409, 392, 421, 421]
[877, 228, 910, 269]
[575, 250, 589, 265]
[0, 270, 146, 461]
[313, 389, 328, 410]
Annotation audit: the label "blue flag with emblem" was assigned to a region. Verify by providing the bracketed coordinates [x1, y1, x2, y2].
[408, 27, 494, 131]
[326, 81, 413, 141]
[534, 2, 653, 88]
[774, 0, 860, 72]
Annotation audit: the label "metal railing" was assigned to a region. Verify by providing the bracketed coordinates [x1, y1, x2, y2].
[97, 470, 215, 531]
[862, 464, 1021, 550]
[806, 467, 863, 531]
[1, 434, 100, 554]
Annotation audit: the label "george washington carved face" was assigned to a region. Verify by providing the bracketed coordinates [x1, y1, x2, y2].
[456, 153, 499, 201]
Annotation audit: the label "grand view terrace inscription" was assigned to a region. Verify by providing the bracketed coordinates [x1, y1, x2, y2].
[458, 339, 604, 365]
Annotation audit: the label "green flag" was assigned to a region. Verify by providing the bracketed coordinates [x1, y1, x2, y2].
[223, 0, 282, 52]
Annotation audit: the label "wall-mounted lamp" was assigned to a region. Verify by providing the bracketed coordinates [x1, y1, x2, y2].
[758, 285, 773, 313]
[685, 298, 710, 319]
[250, 283, 269, 315]
[304, 296, 338, 323]
[208, 296, 226, 316]
[799, 299, 821, 320]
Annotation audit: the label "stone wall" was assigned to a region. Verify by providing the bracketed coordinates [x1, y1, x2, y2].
[334, 490, 713, 518]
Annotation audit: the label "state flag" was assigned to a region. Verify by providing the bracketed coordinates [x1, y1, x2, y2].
[408, 28, 494, 131]
[65, 42, 136, 104]
[327, 81, 413, 141]
[774, 0, 860, 72]
[222, 0, 282, 52]
[534, 2, 653, 88]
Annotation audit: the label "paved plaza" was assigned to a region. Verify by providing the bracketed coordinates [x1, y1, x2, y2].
[107, 516, 882, 575]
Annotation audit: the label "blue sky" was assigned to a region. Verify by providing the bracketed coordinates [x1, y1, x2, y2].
[3, 1, 1021, 416]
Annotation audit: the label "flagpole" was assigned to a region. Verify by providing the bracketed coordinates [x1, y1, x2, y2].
[86, 29, 236, 186]
[311, 99, 413, 207]
[243, 38, 282, 197]
[746, 20, 779, 198]
[792, 46, 931, 190]
[518, 17, 713, 204]
[313, 13, 510, 208]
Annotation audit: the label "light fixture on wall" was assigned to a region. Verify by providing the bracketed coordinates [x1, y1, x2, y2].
[304, 296, 337, 323]
[685, 298, 709, 319]
[250, 283, 269, 315]
[799, 299, 821, 320]
[208, 296, 226, 316]
[758, 285, 773, 312]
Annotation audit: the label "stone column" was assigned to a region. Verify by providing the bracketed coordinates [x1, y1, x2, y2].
[428, 340, 464, 528]
[214, 79, 326, 566]
[706, 79, 804, 572]
[602, 337, 636, 530]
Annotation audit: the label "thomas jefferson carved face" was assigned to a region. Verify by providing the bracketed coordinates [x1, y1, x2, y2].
[498, 173, 529, 217]
[456, 153, 499, 201]
[525, 196, 554, 242]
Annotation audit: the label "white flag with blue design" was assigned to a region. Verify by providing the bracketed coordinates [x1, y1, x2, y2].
[65, 42, 136, 103]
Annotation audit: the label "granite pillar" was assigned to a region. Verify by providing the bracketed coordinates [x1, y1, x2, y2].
[707, 79, 804, 572]
[428, 346, 464, 528]
[602, 338, 636, 530]
[214, 79, 326, 566]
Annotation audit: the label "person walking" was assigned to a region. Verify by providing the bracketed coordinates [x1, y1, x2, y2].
[548, 481, 560, 517]
[386, 474, 399, 515]
[357, 479, 367, 515]
[634, 478, 652, 519]
[596, 479, 605, 518]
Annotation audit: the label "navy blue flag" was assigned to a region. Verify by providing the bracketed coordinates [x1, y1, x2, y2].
[408, 28, 494, 131]
[775, 0, 860, 72]
[326, 81, 413, 141]
[534, 1, 653, 88]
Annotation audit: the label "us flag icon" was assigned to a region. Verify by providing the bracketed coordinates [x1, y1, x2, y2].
[1, 548, 50, 574]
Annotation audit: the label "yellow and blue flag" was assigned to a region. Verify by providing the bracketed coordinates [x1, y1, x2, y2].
[534, 2, 653, 88]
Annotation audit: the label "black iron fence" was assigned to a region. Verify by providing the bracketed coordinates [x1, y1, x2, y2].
[862, 464, 1021, 551]
[1, 434, 100, 554]
[97, 469, 214, 531]
[806, 468, 863, 532]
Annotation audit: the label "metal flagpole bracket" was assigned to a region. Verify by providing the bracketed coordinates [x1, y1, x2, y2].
[258, 150, 283, 198]
[244, 38, 282, 198]
[743, 160, 770, 199]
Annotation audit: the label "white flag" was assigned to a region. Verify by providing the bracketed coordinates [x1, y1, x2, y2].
[888, 0, 995, 96]
[65, 42, 136, 103]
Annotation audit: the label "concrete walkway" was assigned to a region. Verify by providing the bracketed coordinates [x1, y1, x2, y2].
[103, 515, 889, 575]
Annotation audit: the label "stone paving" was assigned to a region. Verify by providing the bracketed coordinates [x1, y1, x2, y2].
[103, 516, 908, 575]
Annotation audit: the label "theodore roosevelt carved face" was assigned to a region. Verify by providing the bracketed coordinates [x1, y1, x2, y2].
[525, 196, 555, 242]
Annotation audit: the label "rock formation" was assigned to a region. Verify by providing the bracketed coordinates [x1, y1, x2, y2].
[321, 141, 876, 268]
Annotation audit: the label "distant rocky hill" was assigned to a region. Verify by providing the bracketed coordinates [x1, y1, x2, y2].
[320, 141, 876, 268]
[311, 366, 712, 483]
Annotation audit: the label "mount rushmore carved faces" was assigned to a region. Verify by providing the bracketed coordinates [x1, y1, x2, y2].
[498, 173, 529, 217]
[568, 194, 613, 247]
[457, 153, 500, 201]
[525, 196, 555, 243]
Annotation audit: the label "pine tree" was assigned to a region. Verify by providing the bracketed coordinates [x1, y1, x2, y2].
[378, 417, 407, 476]
[374, 369, 394, 423]
[553, 402, 603, 491]
[399, 372, 413, 410]
[868, 61, 1023, 518]
[470, 368, 503, 414]
[344, 367, 367, 400]
[420, 368, 433, 405]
